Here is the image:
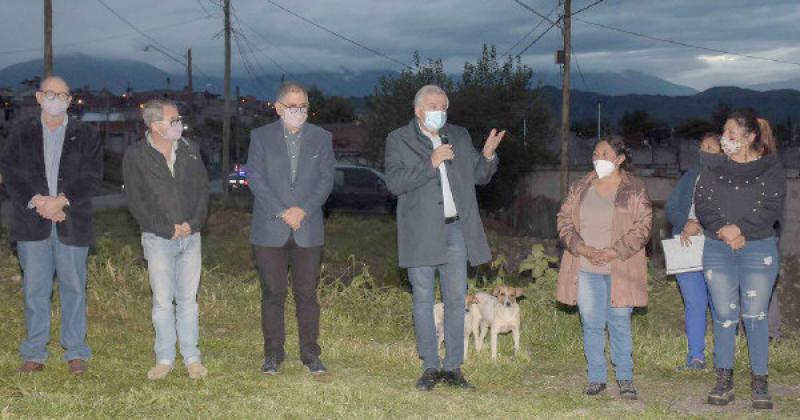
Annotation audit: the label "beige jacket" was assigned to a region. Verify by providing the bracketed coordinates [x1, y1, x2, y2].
[556, 171, 653, 307]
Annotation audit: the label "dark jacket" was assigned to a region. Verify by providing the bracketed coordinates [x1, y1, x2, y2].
[665, 167, 699, 236]
[246, 121, 335, 247]
[384, 119, 498, 268]
[696, 153, 785, 240]
[122, 137, 209, 239]
[0, 116, 103, 246]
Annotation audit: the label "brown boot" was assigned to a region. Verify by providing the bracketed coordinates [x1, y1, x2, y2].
[17, 361, 44, 374]
[68, 359, 88, 376]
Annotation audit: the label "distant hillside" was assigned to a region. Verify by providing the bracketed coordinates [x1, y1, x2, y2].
[750, 77, 800, 92]
[2, 54, 700, 98]
[533, 70, 697, 96]
[536, 85, 800, 126]
[0, 54, 394, 98]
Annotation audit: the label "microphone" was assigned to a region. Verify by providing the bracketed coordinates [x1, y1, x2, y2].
[440, 128, 452, 165]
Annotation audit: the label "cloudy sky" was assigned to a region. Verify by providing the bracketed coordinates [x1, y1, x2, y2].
[1, 0, 798, 90]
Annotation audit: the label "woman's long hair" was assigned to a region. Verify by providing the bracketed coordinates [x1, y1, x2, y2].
[728, 109, 775, 156]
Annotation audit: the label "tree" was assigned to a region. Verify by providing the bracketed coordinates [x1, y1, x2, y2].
[449, 45, 554, 211]
[307, 87, 356, 124]
[619, 110, 665, 146]
[675, 118, 716, 141]
[361, 52, 451, 167]
[711, 102, 732, 132]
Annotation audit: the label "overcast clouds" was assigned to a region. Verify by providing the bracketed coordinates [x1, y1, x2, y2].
[0, 0, 798, 90]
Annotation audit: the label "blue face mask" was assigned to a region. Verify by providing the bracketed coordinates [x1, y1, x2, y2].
[423, 111, 447, 131]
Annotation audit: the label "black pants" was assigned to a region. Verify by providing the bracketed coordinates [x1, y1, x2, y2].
[253, 234, 322, 363]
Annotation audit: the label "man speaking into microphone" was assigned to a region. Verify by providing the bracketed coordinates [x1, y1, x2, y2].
[384, 84, 505, 391]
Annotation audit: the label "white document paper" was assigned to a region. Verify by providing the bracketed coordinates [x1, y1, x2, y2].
[661, 235, 705, 275]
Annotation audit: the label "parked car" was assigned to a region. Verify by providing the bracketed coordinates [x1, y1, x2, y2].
[325, 165, 396, 216]
[227, 163, 249, 192]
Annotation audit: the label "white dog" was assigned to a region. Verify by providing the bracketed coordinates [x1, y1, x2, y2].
[475, 286, 525, 360]
[434, 295, 481, 360]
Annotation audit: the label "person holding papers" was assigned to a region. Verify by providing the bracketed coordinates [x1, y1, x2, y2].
[664, 133, 721, 370]
[556, 136, 652, 400]
[695, 110, 785, 410]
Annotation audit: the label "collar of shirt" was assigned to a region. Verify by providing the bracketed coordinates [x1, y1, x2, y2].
[283, 124, 303, 141]
[146, 131, 179, 175]
[417, 122, 440, 143]
[41, 113, 68, 134]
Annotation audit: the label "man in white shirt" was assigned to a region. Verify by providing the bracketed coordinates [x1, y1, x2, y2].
[384, 85, 505, 391]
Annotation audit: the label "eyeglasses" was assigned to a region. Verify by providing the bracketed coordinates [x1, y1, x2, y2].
[39, 90, 71, 101]
[157, 117, 183, 128]
[279, 102, 309, 115]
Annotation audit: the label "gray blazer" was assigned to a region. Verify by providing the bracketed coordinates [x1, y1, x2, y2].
[384, 119, 498, 268]
[247, 121, 335, 247]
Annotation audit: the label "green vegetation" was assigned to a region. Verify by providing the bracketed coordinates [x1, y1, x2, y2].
[0, 209, 797, 419]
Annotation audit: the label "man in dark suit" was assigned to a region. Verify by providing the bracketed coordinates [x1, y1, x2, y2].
[247, 81, 335, 375]
[0, 76, 102, 375]
[384, 85, 504, 391]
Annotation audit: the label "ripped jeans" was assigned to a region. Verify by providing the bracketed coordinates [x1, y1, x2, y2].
[703, 237, 778, 375]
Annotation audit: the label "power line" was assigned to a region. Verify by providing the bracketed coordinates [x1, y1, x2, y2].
[571, 0, 604, 17]
[515, 17, 562, 57]
[574, 16, 800, 67]
[95, 0, 185, 65]
[230, 6, 293, 75]
[572, 48, 591, 92]
[502, 2, 560, 57]
[0, 16, 211, 56]
[264, 0, 412, 69]
[511, 0, 560, 28]
[232, 10, 313, 74]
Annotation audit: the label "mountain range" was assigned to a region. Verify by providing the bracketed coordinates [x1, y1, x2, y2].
[2, 54, 798, 126]
[0, 53, 722, 98]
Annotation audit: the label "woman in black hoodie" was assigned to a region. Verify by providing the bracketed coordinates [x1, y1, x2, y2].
[695, 109, 785, 410]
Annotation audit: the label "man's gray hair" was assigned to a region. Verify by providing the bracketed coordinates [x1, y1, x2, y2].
[276, 81, 307, 101]
[413, 84, 448, 108]
[142, 98, 177, 125]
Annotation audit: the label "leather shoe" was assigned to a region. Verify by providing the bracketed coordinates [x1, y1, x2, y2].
[17, 361, 44, 374]
[441, 368, 475, 390]
[415, 368, 440, 391]
[262, 355, 281, 375]
[68, 359, 88, 375]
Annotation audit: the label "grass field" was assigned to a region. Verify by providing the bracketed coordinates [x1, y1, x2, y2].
[0, 207, 798, 419]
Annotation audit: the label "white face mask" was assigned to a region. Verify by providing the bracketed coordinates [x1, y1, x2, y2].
[423, 111, 447, 131]
[720, 135, 742, 156]
[593, 159, 616, 179]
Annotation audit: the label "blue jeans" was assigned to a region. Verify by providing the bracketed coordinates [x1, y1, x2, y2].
[141, 232, 203, 365]
[18, 229, 90, 362]
[703, 237, 778, 375]
[408, 222, 467, 371]
[577, 271, 634, 384]
[675, 270, 711, 363]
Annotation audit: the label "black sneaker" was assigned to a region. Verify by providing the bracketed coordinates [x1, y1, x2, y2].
[707, 368, 734, 405]
[584, 383, 607, 396]
[262, 355, 281, 375]
[441, 368, 475, 390]
[617, 380, 638, 400]
[751, 374, 773, 410]
[303, 355, 328, 375]
[415, 368, 440, 392]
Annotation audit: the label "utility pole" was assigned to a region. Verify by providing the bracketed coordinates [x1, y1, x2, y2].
[597, 101, 601, 142]
[222, 0, 232, 197]
[187, 48, 194, 127]
[559, 0, 571, 201]
[235, 85, 241, 163]
[44, 0, 53, 76]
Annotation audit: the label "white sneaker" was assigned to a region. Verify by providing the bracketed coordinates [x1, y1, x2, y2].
[147, 363, 173, 380]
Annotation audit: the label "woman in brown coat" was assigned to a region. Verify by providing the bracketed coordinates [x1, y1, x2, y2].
[556, 136, 652, 399]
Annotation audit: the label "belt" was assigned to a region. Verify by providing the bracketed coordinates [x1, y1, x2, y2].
[445, 215, 459, 224]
